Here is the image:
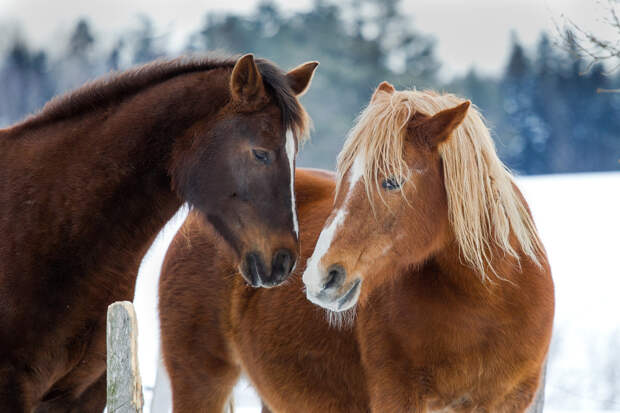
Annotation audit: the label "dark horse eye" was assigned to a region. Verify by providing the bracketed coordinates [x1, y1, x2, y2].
[382, 177, 402, 191]
[252, 149, 271, 165]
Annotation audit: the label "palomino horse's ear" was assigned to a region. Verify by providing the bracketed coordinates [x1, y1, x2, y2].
[230, 54, 267, 104]
[412, 101, 470, 148]
[371, 81, 395, 102]
[286, 61, 319, 96]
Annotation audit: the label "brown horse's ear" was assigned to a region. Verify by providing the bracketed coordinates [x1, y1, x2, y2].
[286, 61, 319, 96]
[371, 81, 395, 102]
[230, 54, 267, 104]
[410, 101, 470, 148]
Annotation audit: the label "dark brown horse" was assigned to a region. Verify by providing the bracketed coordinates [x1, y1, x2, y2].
[159, 84, 554, 412]
[0, 53, 317, 412]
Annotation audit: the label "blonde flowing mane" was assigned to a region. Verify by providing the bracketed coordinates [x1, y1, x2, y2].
[337, 89, 542, 280]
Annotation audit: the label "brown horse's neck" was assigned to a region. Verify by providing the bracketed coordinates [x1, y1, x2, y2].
[0, 69, 229, 290]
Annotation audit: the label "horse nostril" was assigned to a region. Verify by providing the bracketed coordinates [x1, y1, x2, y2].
[272, 249, 295, 279]
[244, 252, 266, 287]
[323, 264, 345, 291]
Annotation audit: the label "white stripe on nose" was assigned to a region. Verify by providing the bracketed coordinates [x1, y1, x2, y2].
[302, 208, 346, 289]
[302, 154, 365, 290]
[285, 129, 299, 237]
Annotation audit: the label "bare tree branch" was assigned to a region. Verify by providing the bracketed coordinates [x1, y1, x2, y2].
[556, 0, 620, 75]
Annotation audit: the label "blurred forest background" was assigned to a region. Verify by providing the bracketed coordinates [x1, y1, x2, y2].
[0, 0, 618, 174]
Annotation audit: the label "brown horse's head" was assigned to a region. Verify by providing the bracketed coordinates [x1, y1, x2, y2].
[303, 83, 471, 310]
[173, 54, 317, 288]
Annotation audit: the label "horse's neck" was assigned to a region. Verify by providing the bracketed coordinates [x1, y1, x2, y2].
[432, 242, 484, 284]
[360, 243, 503, 334]
[410, 237, 530, 302]
[1, 80, 214, 285]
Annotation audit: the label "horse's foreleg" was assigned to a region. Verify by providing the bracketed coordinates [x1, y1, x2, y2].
[166, 353, 240, 413]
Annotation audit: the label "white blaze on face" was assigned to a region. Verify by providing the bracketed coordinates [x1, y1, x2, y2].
[303, 154, 365, 294]
[347, 151, 365, 190]
[303, 208, 345, 294]
[285, 129, 299, 237]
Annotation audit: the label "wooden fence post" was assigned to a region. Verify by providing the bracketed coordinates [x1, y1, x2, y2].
[107, 301, 144, 413]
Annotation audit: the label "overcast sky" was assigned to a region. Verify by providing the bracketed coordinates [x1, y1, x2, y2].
[0, 0, 615, 79]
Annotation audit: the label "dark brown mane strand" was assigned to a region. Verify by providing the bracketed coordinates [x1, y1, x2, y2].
[254, 58, 308, 139]
[13, 54, 307, 137]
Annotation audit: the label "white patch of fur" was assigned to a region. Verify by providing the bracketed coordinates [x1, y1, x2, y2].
[348, 152, 365, 187]
[303, 208, 345, 292]
[285, 129, 299, 237]
[303, 153, 366, 297]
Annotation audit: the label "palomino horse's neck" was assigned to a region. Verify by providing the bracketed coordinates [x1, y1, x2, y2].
[1, 69, 228, 287]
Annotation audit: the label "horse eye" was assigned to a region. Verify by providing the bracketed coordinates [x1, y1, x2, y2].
[382, 177, 402, 191]
[252, 149, 271, 165]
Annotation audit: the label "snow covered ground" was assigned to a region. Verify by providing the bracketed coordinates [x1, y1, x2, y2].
[133, 171, 620, 412]
[518, 173, 620, 412]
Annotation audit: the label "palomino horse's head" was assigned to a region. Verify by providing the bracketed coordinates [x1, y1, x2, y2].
[173, 54, 317, 288]
[303, 82, 542, 311]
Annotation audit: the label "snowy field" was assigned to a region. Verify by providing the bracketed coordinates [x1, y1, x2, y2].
[133, 171, 620, 412]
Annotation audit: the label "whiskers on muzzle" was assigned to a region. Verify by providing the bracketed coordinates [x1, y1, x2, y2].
[301, 283, 357, 329]
[325, 306, 357, 329]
